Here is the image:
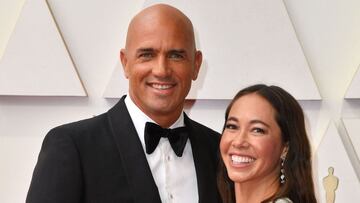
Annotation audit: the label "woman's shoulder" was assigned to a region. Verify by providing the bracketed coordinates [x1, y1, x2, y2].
[274, 197, 293, 203]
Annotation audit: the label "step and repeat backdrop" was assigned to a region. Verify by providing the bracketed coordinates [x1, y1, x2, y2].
[0, 0, 360, 202]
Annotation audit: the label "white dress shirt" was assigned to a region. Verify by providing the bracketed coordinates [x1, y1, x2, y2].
[125, 96, 198, 203]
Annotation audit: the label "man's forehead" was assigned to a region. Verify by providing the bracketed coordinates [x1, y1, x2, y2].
[135, 47, 187, 53]
[127, 31, 194, 51]
[129, 16, 190, 38]
[125, 5, 195, 50]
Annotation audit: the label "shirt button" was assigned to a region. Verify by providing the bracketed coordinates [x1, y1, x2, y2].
[170, 194, 173, 199]
[167, 156, 171, 161]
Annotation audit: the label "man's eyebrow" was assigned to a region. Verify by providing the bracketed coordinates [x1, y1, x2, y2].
[136, 48, 155, 53]
[168, 49, 186, 54]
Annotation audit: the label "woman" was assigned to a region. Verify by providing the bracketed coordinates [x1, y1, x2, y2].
[218, 84, 317, 203]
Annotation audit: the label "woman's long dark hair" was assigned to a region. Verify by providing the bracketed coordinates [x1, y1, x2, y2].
[217, 84, 317, 203]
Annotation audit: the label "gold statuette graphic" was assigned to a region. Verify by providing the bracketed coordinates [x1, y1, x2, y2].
[323, 167, 339, 203]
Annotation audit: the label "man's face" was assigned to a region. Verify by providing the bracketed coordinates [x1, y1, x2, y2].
[121, 16, 201, 126]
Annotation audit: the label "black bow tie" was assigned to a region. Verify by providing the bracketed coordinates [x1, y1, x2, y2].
[144, 122, 189, 157]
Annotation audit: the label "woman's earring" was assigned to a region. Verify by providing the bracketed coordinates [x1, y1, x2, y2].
[280, 157, 285, 184]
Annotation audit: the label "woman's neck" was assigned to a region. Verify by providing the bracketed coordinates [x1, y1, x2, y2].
[234, 176, 280, 203]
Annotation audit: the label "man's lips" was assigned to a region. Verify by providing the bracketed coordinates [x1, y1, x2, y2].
[148, 82, 176, 90]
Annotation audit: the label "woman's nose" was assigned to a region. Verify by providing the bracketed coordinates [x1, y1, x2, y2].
[231, 132, 250, 149]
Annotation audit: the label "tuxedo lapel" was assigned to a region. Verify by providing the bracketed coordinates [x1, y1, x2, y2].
[107, 96, 161, 203]
[185, 114, 220, 203]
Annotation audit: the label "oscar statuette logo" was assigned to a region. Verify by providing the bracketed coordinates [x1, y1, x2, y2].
[323, 167, 339, 203]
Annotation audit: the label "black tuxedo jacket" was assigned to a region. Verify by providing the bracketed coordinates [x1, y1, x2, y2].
[27, 96, 221, 203]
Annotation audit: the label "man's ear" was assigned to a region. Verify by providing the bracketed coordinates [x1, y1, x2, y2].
[192, 50, 202, 80]
[120, 49, 129, 78]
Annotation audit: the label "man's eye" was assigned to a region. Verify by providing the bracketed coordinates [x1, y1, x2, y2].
[169, 53, 184, 59]
[139, 53, 153, 58]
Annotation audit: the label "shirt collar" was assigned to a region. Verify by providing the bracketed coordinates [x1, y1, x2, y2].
[124, 95, 185, 146]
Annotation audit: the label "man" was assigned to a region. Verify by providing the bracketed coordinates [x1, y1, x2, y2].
[26, 4, 221, 203]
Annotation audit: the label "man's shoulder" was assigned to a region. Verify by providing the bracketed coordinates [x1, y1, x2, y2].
[187, 118, 219, 135]
[185, 115, 220, 142]
[47, 112, 109, 139]
[48, 97, 128, 138]
[58, 112, 107, 129]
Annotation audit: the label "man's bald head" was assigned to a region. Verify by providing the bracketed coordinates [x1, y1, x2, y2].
[119, 4, 202, 127]
[125, 4, 196, 50]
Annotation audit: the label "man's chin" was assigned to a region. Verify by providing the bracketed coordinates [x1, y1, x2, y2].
[148, 102, 181, 115]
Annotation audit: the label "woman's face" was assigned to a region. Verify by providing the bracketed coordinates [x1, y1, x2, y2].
[220, 93, 287, 185]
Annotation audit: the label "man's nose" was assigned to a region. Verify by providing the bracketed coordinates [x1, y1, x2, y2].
[152, 55, 171, 77]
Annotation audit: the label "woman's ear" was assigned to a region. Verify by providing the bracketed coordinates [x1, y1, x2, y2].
[281, 143, 289, 159]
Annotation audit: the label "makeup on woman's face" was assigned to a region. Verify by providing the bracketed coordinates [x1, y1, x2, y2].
[220, 93, 286, 184]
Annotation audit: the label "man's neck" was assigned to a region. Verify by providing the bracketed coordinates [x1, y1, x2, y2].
[126, 94, 184, 128]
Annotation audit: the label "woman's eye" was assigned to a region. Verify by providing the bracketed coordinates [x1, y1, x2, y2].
[252, 127, 265, 134]
[225, 124, 238, 130]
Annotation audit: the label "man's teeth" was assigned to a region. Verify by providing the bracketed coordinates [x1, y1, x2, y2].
[152, 84, 173, 90]
[231, 155, 255, 164]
